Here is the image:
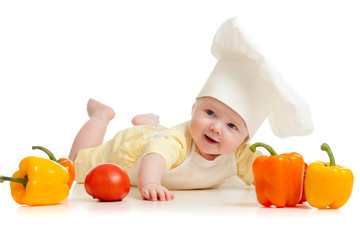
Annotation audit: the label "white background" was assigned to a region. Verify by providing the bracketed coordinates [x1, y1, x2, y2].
[1, 0, 359, 239]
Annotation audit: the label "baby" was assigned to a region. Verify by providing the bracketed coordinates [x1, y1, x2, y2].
[70, 97, 252, 201]
[70, 17, 314, 201]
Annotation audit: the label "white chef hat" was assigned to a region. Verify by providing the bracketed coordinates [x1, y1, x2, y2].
[197, 17, 314, 139]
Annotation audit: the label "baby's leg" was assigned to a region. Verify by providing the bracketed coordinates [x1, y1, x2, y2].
[68, 99, 115, 161]
[132, 114, 160, 127]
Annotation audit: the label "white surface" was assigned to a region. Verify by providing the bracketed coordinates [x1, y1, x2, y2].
[1, 176, 359, 239]
[1, 0, 359, 239]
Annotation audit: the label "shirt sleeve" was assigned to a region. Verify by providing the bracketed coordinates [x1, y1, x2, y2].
[235, 143, 262, 185]
[141, 128, 188, 171]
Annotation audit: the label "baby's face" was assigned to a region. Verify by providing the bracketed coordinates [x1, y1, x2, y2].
[189, 97, 248, 160]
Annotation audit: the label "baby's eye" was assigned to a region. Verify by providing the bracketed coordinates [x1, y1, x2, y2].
[228, 123, 238, 130]
[206, 110, 215, 117]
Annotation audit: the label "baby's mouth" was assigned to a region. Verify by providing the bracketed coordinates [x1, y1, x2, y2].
[204, 134, 218, 144]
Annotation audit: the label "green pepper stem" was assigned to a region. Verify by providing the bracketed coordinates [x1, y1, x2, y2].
[0, 175, 28, 185]
[32, 146, 59, 163]
[321, 143, 336, 167]
[249, 142, 278, 155]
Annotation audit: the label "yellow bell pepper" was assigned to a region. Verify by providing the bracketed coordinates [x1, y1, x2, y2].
[0, 156, 70, 206]
[305, 143, 354, 209]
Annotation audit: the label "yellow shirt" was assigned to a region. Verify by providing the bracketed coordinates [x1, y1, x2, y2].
[74, 121, 261, 186]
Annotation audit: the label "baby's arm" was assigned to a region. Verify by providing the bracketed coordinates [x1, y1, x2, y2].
[138, 153, 174, 201]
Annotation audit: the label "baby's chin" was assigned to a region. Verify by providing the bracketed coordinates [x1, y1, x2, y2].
[196, 147, 221, 160]
[201, 153, 220, 161]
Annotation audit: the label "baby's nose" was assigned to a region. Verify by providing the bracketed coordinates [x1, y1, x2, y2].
[210, 124, 222, 135]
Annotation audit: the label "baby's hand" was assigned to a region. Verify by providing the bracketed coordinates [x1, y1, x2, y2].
[140, 183, 174, 201]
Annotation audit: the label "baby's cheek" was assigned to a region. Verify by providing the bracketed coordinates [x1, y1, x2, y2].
[224, 135, 243, 152]
[189, 118, 202, 135]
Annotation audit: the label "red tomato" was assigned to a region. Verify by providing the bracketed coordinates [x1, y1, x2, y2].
[84, 163, 130, 201]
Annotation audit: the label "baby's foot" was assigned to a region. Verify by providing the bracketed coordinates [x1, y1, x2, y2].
[87, 98, 115, 123]
[132, 114, 160, 127]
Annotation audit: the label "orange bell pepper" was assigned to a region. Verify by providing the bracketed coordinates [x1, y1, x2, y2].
[250, 142, 305, 208]
[305, 143, 354, 209]
[32, 146, 75, 188]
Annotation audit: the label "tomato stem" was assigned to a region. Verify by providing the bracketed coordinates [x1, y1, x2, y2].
[321, 143, 336, 167]
[250, 142, 277, 155]
[32, 146, 60, 163]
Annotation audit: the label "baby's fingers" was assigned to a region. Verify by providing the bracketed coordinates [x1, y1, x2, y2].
[149, 188, 158, 201]
[156, 187, 174, 201]
[163, 188, 175, 201]
[151, 187, 166, 201]
[142, 188, 159, 201]
[140, 184, 174, 201]
[141, 189, 151, 200]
